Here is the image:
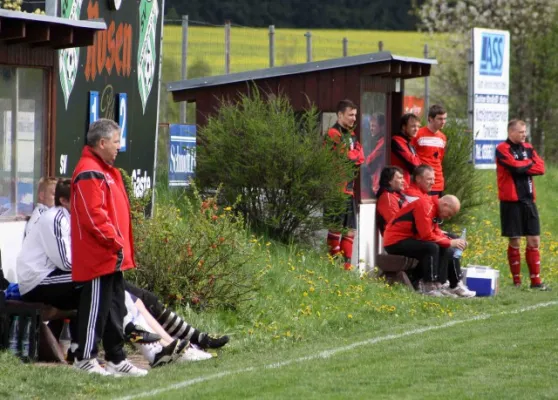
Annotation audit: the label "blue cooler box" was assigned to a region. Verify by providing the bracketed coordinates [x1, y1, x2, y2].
[463, 265, 500, 297]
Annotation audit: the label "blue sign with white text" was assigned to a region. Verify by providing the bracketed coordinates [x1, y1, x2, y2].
[480, 33, 505, 76]
[474, 139, 501, 165]
[169, 124, 196, 187]
[118, 93, 128, 152]
[89, 91, 99, 125]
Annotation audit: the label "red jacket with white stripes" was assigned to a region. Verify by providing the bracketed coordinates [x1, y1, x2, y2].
[376, 189, 408, 235]
[327, 122, 365, 196]
[495, 139, 545, 202]
[70, 146, 136, 282]
[403, 182, 429, 203]
[383, 197, 451, 248]
[391, 132, 421, 186]
[411, 127, 447, 192]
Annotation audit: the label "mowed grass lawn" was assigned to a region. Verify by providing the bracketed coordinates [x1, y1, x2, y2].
[162, 26, 443, 78]
[1, 167, 557, 399]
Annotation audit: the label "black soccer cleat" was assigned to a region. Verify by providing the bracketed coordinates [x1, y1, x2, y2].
[199, 334, 230, 349]
[150, 339, 179, 368]
[530, 283, 551, 291]
[125, 323, 161, 344]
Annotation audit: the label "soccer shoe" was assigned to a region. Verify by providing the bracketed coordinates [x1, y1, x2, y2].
[199, 334, 230, 350]
[106, 359, 148, 377]
[530, 283, 551, 291]
[170, 339, 190, 363]
[180, 344, 214, 362]
[150, 339, 180, 368]
[125, 324, 161, 344]
[449, 282, 476, 298]
[73, 358, 112, 376]
[418, 281, 444, 297]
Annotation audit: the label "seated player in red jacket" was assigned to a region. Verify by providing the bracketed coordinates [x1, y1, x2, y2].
[403, 164, 434, 203]
[376, 166, 407, 235]
[383, 195, 474, 297]
[496, 119, 548, 290]
[391, 113, 422, 187]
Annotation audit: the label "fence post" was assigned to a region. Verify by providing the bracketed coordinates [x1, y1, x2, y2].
[224, 20, 231, 74]
[180, 15, 189, 124]
[305, 31, 312, 62]
[378, 41, 384, 52]
[342, 37, 348, 57]
[269, 25, 275, 67]
[424, 44, 430, 115]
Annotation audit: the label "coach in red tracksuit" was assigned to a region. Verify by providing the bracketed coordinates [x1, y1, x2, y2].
[496, 119, 548, 290]
[383, 195, 466, 296]
[376, 166, 407, 235]
[71, 118, 146, 375]
[391, 113, 422, 187]
[325, 99, 365, 270]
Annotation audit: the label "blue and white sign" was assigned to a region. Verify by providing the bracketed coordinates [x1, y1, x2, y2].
[89, 91, 99, 125]
[118, 93, 128, 152]
[169, 124, 196, 187]
[472, 28, 510, 169]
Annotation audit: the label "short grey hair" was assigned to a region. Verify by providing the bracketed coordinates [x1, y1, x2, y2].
[87, 118, 121, 147]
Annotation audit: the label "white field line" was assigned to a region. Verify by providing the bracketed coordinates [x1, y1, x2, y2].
[117, 300, 558, 400]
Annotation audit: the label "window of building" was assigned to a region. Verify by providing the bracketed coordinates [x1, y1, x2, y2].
[0, 67, 46, 217]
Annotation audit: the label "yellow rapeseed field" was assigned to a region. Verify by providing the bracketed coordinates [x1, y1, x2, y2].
[162, 25, 443, 80]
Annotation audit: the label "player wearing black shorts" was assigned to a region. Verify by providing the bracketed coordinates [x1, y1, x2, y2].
[495, 119, 548, 290]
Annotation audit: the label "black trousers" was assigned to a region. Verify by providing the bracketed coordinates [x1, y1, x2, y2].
[75, 271, 127, 363]
[124, 281, 164, 318]
[21, 269, 81, 340]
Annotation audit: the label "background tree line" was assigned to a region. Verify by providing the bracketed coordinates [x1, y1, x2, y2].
[165, 0, 424, 30]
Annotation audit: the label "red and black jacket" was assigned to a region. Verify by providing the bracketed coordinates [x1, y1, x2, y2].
[403, 182, 429, 203]
[383, 197, 451, 248]
[327, 122, 365, 196]
[391, 132, 421, 185]
[495, 139, 545, 202]
[376, 188, 408, 235]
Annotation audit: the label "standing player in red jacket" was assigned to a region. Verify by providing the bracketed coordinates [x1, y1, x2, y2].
[496, 119, 548, 290]
[412, 105, 447, 197]
[391, 113, 422, 187]
[325, 99, 365, 270]
[71, 119, 147, 376]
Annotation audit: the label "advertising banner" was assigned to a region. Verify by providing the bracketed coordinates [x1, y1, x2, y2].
[169, 124, 196, 187]
[472, 28, 510, 169]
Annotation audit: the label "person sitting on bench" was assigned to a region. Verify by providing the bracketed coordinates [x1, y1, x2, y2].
[376, 166, 407, 235]
[25, 177, 57, 238]
[403, 164, 434, 203]
[383, 194, 475, 298]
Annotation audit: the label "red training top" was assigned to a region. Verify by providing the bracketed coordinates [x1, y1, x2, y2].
[327, 122, 365, 196]
[412, 126, 447, 192]
[391, 132, 421, 186]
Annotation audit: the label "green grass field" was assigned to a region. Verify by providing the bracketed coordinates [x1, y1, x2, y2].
[1, 168, 557, 399]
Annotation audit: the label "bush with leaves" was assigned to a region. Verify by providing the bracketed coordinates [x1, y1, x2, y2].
[121, 170, 263, 311]
[196, 90, 354, 242]
[441, 119, 485, 219]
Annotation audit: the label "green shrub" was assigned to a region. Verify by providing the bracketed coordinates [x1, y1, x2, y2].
[121, 169, 262, 311]
[196, 89, 353, 242]
[441, 119, 485, 219]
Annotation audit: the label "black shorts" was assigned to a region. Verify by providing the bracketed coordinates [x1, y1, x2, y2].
[324, 196, 357, 231]
[500, 201, 540, 237]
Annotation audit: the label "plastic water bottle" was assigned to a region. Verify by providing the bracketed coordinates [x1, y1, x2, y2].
[59, 319, 72, 357]
[21, 317, 31, 360]
[8, 316, 20, 357]
[453, 228, 467, 259]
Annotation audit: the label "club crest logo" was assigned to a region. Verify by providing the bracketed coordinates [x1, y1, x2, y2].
[58, 0, 83, 109]
[137, 0, 159, 114]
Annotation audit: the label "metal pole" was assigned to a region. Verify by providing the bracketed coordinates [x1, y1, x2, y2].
[305, 31, 312, 62]
[342, 37, 348, 57]
[224, 20, 231, 74]
[467, 47, 474, 133]
[180, 15, 188, 124]
[424, 44, 430, 116]
[378, 41, 384, 52]
[269, 25, 275, 67]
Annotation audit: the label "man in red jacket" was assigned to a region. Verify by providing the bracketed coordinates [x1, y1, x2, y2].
[383, 195, 468, 296]
[412, 105, 447, 197]
[404, 164, 434, 203]
[71, 119, 147, 376]
[325, 99, 365, 270]
[375, 166, 407, 235]
[496, 119, 548, 290]
[391, 113, 421, 187]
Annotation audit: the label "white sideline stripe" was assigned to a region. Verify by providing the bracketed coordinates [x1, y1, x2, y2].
[117, 301, 558, 400]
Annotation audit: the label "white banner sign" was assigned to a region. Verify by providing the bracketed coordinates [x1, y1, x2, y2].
[472, 27, 510, 169]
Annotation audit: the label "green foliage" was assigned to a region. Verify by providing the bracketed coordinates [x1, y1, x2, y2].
[121, 169, 262, 311]
[195, 89, 353, 241]
[441, 119, 485, 219]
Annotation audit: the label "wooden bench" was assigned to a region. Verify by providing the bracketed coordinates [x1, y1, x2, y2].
[375, 254, 418, 289]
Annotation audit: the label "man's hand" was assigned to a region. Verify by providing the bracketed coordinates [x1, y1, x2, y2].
[450, 239, 467, 250]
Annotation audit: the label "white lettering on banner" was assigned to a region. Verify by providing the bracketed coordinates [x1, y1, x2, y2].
[131, 169, 151, 198]
[475, 144, 496, 161]
[60, 154, 68, 175]
[169, 144, 195, 174]
[474, 109, 508, 122]
[474, 94, 508, 104]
